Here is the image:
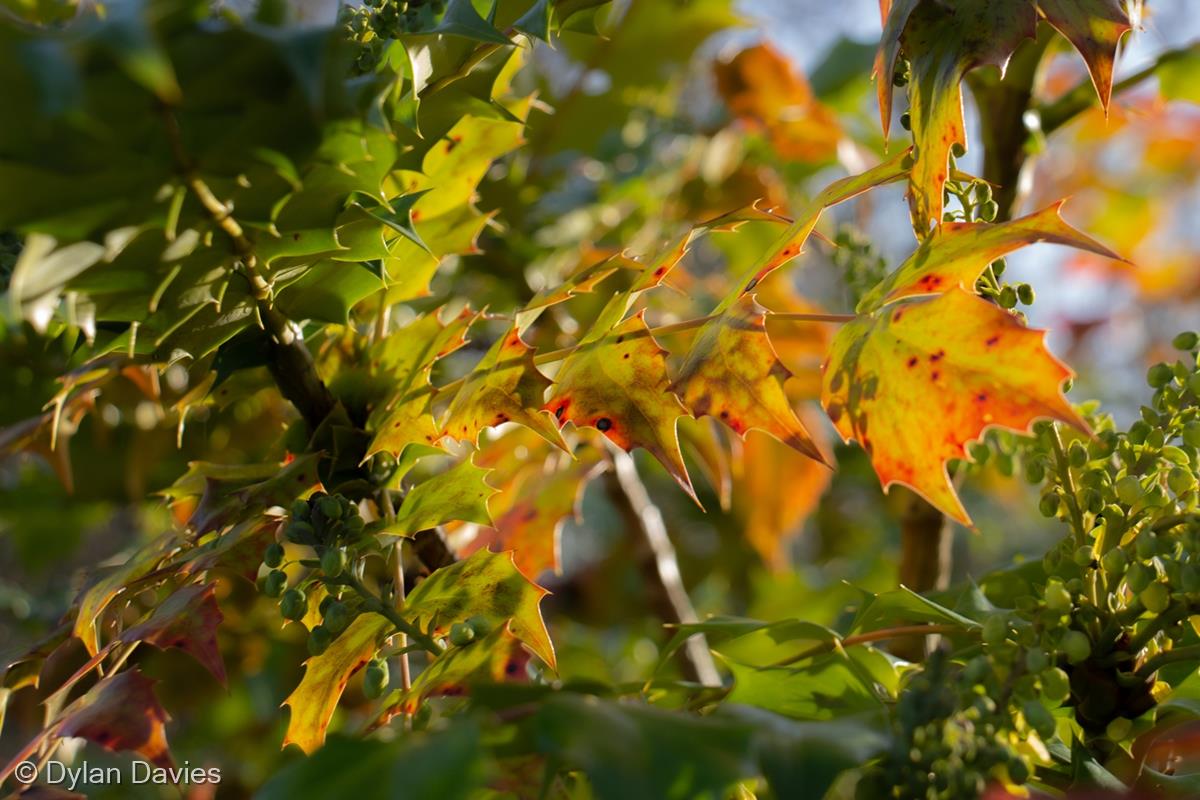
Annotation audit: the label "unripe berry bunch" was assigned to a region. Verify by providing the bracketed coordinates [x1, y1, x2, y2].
[341, 0, 450, 75]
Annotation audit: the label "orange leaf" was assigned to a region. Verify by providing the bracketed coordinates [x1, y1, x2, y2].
[544, 314, 696, 502]
[119, 583, 226, 685]
[1039, 0, 1137, 111]
[822, 288, 1088, 525]
[858, 200, 1127, 311]
[674, 293, 828, 464]
[900, 0, 1037, 233]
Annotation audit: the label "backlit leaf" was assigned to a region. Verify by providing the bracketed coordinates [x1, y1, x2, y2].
[74, 534, 177, 656]
[385, 454, 497, 536]
[857, 200, 1126, 312]
[544, 313, 696, 502]
[822, 288, 1088, 525]
[385, 626, 530, 717]
[57, 669, 173, 768]
[674, 294, 828, 465]
[441, 326, 566, 450]
[118, 582, 227, 685]
[1039, 0, 1138, 111]
[282, 612, 392, 754]
[402, 549, 555, 669]
[900, 0, 1037, 233]
[366, 308, 475, 459]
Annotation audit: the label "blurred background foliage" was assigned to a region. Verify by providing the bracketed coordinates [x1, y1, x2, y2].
[1, 0, 1198, 795]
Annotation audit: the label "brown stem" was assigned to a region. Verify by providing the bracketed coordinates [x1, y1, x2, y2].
[606, 446, 721, 686]
[161, 108, 336, 430]
[773, 623, 966, 667]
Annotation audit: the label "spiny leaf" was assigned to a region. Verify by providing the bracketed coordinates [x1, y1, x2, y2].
[385, 626, 530, 717]
[875, 0, 921, 140]
[515, 254, 624, 332]
[674, 294, 828, 465]
[402, 549, 555, 669]
[441, 326, 566, 450]
[385, 454, 497, 536]
[461, 453, 605, 579]
[282, 612, 392, 754]
[57, 669, 173, 768]
[1039, 0, 1138, 111]
[430, 0, 513, 45]
[118, 582, 227, 685]
[822, 288, 1088, 525]
[366, 308, 475, 459]
[857, 200, 1126, 312]
[73, 534, 178, 656]
[900, 0, 1037, 233]
[544, 313, 696, 502]
[186, 454, 322, 535]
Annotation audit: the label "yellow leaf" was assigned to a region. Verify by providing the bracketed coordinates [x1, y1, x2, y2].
[1039, 0, 1137, 111]
[822, 288, 1088, 525]
[282, 613, 392, 754]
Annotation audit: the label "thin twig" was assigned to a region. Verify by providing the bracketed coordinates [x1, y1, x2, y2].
[773, 623, 967, 667]
[607, 446, 721, 687]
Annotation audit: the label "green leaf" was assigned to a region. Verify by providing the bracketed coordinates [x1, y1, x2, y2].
[723, 646, 898, 720]
[384, 626, 530, 716]
[257, 724, 487, 800]
[401, 549, 555, 668]
[386, 454, 497, 536]
[432, 0, 514, 45]
[533, 694, 757, 800]
[850, 586, 981, 633]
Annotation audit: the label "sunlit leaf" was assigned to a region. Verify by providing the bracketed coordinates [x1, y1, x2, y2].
[385, 454, 497, 536]
[57, 669, 173, 767]
[282, 613, 392, 754]
[857, 200, 1126, 311]
[822, 288, 1088, 525]
[1039, 0, 1138, 110]
[118, 582, 227, 685]
[385, 626, 530, 717]
[402, 549, 555, 669]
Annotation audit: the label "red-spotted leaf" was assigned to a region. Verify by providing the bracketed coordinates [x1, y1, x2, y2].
[822, 288, 1088, 525]
[441, 326, 566, 450]
[857, 200, 1126, 311]
[402, 549, 555, 670]
[57, 669, 173, 768]
[673, 294, 828, 464]
[119, 583, 226, 685]
[900, 0, 1037, 233]
[1039, 0, 1138, 111]
[282, 613, 392, 754]
[544, 313, 696, 501]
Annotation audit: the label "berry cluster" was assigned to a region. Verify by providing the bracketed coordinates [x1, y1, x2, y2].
[341, 0, 448, 74]
[857, 649, 1031, 800]
[259, 493, 367, 656]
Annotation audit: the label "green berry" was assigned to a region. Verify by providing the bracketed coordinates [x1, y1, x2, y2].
[1024, 459, 1045, 483]
[465, 615, 492, 638]
[1147, 363, 1175, 389]
[324, 601, 352, 634]
[1136, 533, 1157, 561]
[1025, 648, 1050, 673]
[1126, 561, 1154, 594]
[280, 587, 307, 621]
[321, 548, 348, 577]
[363, 658, 389, 699]
[1061, 630, 1091, 664]
[1101, 548, 1127, 576]
[951, 142, 967, 158]
[264, 569, 289, 598]
[979, 200, 998, 221]
[982, 614, 1009, 646]
[318, 496, 343, 521]
[1068, 441, 1088, 468]
[308, 625, 334, 656]
[286, 520, 315, 544]
[1106, 717, 1132, 741]
[899, 111, 911, 130]
[1140, 581, 1170, 614]
[448, 622, 476, 647]
[1039, 493, 1060, 518]
[1023, 700, 1056, 739]
[1168, 467, 1195, 495]
[264, 542, 285, 569]
[1184, 421, 1200, 449]
[290, 498, 310, 520]
[1115, 475, 1144, 506]
[1017, 283, 1035, 305]
[1044, 580, 1072, 612]
[1041, 667, 1070, 704]
[1072, 546, 1094, 567]
[1173, 331, 1199, 351]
